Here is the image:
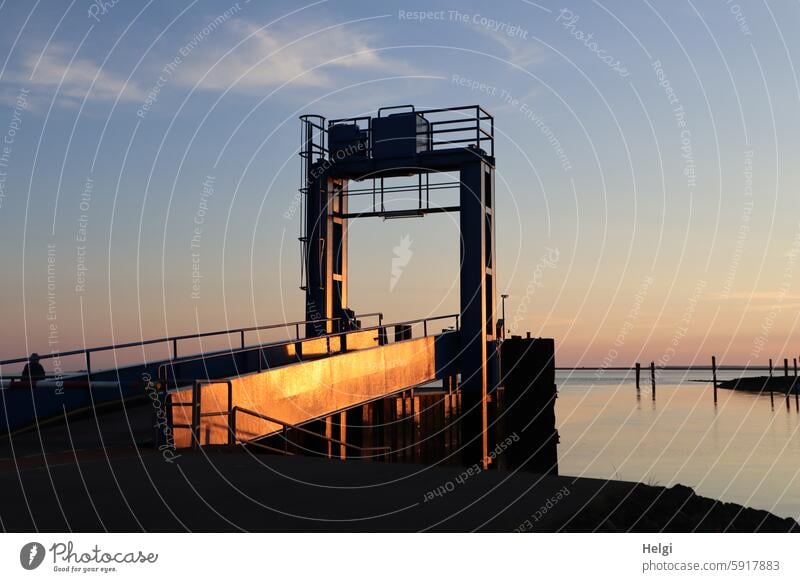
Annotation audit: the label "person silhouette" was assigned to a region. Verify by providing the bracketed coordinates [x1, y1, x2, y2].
[21, 353, 46, 386]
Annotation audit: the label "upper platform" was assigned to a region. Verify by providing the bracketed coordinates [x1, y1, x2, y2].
[300, 105, 495, 181]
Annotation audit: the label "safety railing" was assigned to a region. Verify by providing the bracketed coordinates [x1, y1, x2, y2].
[299, 114, 328, 164]
[156, 313, 459, 384]
[0, 313, 383, 379]
[422, 105, 494, 156]
[229, 406, 392, 459]
[167, 379, 233, 449]
[327, 104, 494, 158]
[165, 377, 391, 459]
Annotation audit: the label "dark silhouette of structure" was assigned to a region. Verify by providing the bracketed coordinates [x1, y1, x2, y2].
[298, 105, 556, 471]
[1, 104, 559, 479]
[300, 105, 501, 468]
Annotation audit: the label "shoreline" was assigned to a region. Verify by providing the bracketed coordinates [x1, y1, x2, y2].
[0, 449, 794, 532]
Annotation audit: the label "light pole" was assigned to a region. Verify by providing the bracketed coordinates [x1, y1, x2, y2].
[500, 293, 509, 340]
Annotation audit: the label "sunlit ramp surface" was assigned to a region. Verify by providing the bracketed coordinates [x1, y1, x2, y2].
[169, 331, 458, 448]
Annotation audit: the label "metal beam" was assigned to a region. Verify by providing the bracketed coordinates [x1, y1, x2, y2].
[335, 206, 459, 220]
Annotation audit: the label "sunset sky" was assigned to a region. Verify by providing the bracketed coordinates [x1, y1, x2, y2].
[2, 0, 800, 368]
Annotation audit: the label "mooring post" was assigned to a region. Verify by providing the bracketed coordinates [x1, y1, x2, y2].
[769, 358, 774, 409]
[635, 362, 641, 391]
[712, 355, 718, 404]
[796, 373, 800, 412]
[785, 358, 791, 409]
[769, 376, 774, 408]
[795, 358, 800, 411]
[650, 361, 656, 400]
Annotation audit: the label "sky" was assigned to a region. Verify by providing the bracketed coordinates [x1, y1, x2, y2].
[1, 0, 800, 369]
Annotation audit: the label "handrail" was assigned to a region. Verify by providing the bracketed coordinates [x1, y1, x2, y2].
[166, 379, 392, 457]
[0, 312, 383, 377]
[156, 313, 459, 382]
[161, 378, 234, 449]
[230, 406, 391, 456]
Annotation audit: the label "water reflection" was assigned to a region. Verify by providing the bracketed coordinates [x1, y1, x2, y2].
[556, 369, 800, 519]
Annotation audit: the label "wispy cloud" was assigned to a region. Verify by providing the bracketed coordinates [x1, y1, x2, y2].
[2, 17, 418, 110]
[9, 44, 147, 107]
[173, 20, 416, 93]
[470, 21, 546, 69]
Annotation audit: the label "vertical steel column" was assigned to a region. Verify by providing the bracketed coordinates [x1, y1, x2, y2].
[328, 179, 348, 332]
[305, 170, 349, 336]
[459, 158, 496, 469]
[305, 168, 325, 336]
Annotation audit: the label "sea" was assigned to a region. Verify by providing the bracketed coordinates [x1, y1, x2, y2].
[556, 368, 800, 519]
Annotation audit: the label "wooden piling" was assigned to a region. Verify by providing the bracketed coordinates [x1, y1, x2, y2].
[795, 359, 799, 412]
[786, 359, 792, 409]
[769, 372, 774, 407]
[769, 358, 773, 378]
[712, 356, 718, 404]
[650, 361, 656, 400]
[795, 378, 799, 412]
[635, 362, 641, 391]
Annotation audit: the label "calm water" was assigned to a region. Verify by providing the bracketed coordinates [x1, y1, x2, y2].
[556, 369, 800, 520]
